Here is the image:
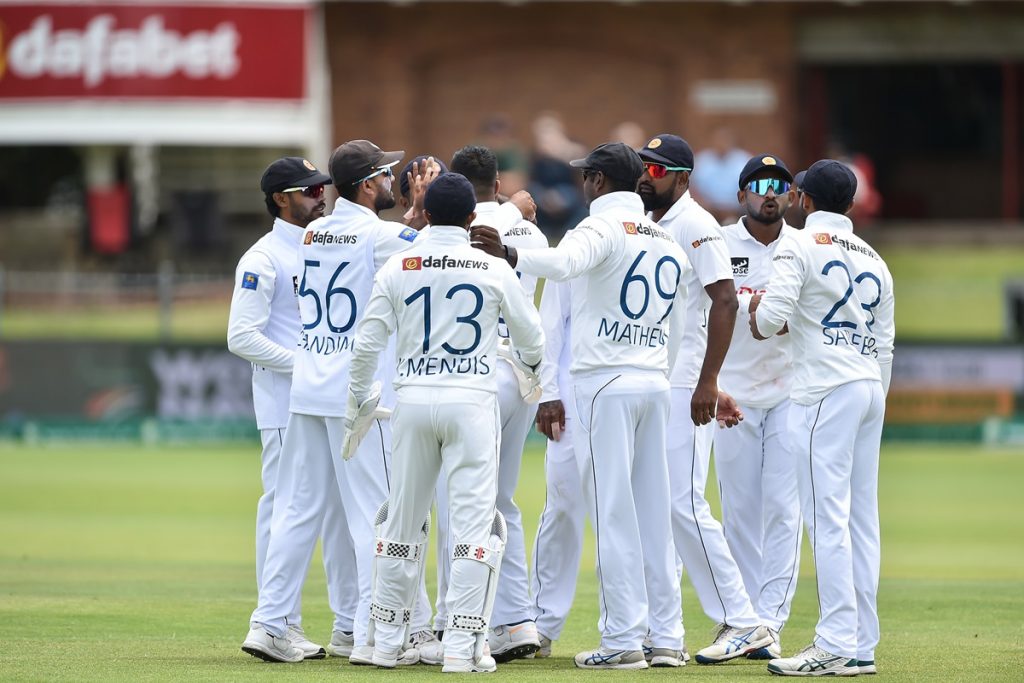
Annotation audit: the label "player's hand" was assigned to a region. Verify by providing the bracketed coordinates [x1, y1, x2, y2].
[748, 292, 762, 313]
[507, 190, 537, 223]
[535, 400, 566, 441]
[690, 380, 718, 426]
[749, 311, 769, 340]
[470, 225, 505, 258]
[716, 391, 744, 429]
[777, 322, 789, 336]
[408, 156, 442, 215]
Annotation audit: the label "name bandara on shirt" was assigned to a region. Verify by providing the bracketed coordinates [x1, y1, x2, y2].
[755, 211, 895, 406]
[348, 225, 544, 401]
[717, 219, 797, 409]
[515, 191, 690, 379]
[288, 197, 418, 417]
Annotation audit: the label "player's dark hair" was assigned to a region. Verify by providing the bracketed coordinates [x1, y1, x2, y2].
[604, 174, 639, 193]
[264, 193, 281, 218]
[450, 145, 497, 197]
[337, 182, 361, 203]
[427, 204, 474, 228]
[806, 192, 848, 215]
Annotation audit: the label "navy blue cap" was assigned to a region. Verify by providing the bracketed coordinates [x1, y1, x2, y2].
[260, 157, 331, 194]
[738, 154, 793, 189]
[424, 172, 477, 225]
[570, 142, 645, 184]
[794, 170, 807, 190]
[399, 155, 449, 198]
[801, 159, 857, 209]
[637, 134, 694, 171]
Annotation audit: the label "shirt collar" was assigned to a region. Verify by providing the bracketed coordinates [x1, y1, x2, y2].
[332, 196, 377, 219]
[590, 191, 645, 215]
[805, 211, 854, 233]
[657, 190, 694, 224]
[734, 217, 792, 246]
[422, 224, 471, 244]
[273, 217, 306, 243]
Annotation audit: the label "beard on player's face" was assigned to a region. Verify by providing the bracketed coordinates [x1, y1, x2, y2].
[638, 182, 676, 213]
[374, 185, 396, 212]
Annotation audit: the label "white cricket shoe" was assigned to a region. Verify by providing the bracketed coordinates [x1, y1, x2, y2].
[489, 621, 541, 662]
[442, 654, 497, 673]
[535, 634, 552, 658]
[351, 643, 420, 667]
[695, 623, 773, 664]
[746, 627, 783, 660]
[326, 630, 354, 658]
[241, 626, 304, 663]
[411, 630, 443, 665]
[857, 659, 877, 674]
[767, 644, 860, 677]
[574, 648, 648, 670]
[643, 634, 690, 664]
[286, 624, 326, 659]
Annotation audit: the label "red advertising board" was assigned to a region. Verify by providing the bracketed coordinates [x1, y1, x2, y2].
[0, 4, 307, 100]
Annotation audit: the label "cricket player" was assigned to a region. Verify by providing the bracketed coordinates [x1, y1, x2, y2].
[243, 140, 428, 665]
[229, 157, 355, 660]
[479, 142, 688, 670]
[750, 159, 894, 677]
[714, 154, 802, 659]
[636, 134, 773, 663]
[342, 173, 544, 673]
[527, 275, 585, 658]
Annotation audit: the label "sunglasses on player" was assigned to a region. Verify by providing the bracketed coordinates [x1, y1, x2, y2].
[643, 162, 691, 180]
[745, 178, 792, 196]
[351, 166, 395, 185]
[280, 184, 325, 199]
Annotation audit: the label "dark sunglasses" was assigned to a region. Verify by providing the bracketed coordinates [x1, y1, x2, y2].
[745, 178, 791, 196]
[281, 184, 325, 199]
[643, 162, 690, 180]
[352, 166, 394, 185]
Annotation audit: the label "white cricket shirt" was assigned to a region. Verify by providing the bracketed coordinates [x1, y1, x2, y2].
[516, 191, 690, 379]
[289, 197, 419, 417]
[755, 211, 895, 405]
[717, 218, 797, 409]
[227, 218, 303, 430]
[652, 191, 734, 389]
[348, 225, 544, 401]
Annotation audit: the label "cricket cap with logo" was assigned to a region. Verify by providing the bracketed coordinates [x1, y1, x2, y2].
[260, 157, 331, 194]
[801, 159, 858, 208]
[329, 139, 404, 186]
[569, 142, 645, 184]
[637, 134, 695, 171]
[738, 154, 794, 189]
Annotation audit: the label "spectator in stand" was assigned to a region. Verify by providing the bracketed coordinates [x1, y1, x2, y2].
[527, 112, 588, 239]
[691, 127, 750, 225]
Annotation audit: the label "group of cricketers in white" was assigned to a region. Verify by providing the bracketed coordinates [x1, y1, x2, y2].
[228, 134, 894, 676]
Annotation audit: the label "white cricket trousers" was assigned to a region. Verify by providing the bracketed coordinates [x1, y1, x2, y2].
[667, 387, 759, 628]
[433, 363, 537, 629]
[574, 372, 682, 651]
[789, 379, 884, 661]
[529, 400, 584, 641]
[257, 427, 357, 633]
[373, 388, 501, 660]
[713, 400, 802, 632]
[252, 413, 430, 645]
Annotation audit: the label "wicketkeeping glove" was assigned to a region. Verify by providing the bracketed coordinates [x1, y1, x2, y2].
[497, 339, 542, 404]
[340, 382, 383, 461]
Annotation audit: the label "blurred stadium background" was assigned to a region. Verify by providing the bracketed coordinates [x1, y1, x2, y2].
[1, 1, 1024, 679]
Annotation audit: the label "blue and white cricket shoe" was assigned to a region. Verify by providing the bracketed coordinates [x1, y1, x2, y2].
[574, 648, 649, 669]
[767, 644, 860, 676]
[695, 623, 773, 664]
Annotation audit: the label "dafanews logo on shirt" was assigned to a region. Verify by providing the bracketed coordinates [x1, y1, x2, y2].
[401, 255, 489, 271]
[304, 231, 358, 246]
[813, 233, 833, 245]
[691, 235, 722, 249]
[623, 222, 672, 241]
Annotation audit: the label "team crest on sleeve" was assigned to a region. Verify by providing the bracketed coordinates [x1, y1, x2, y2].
[403, 256, 423, 271]
[622, 222, 638, 235]
[813, 233, 833, 245]
[398, 227, 418, 242]
[241, 272, 259, 290]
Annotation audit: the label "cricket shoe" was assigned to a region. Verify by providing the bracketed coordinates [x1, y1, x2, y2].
[241, 626, 304, 663]
[489, 621, 541, 662]
[350, 644, 419, 666]
[286, 624, 326, 659]
[643, 635, 690, 664]
[574, 648, 648, 670]
[767, 644, 860, 677]
[411, 629, 443, 665]
[442, 654, 497, 673]
[326, 630, 354, 658]
[695, 623, 773, 664]
[534, 634, 552, 658]
[857, 659, 877, 674]
[746, 627, 782, 660]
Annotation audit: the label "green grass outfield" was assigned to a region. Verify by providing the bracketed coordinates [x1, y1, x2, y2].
[1, 442, 1022, 681]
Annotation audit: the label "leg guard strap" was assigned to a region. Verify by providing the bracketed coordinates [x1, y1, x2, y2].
[447, 613, 488, 634]
[375, 537, 425, 561]
[452, 543, 500, 570]
[371, 602, 411, 625]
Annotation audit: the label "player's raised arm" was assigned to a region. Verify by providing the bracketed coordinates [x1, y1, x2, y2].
[512, 218, 617, 282]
